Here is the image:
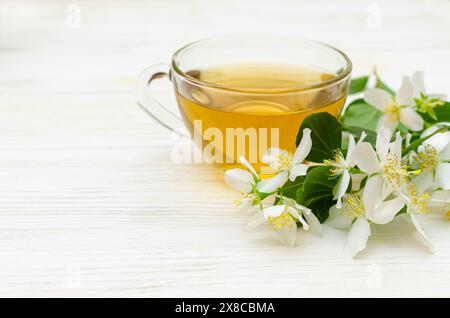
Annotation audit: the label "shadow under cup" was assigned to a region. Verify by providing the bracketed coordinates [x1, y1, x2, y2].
[138, 36, 352, 172]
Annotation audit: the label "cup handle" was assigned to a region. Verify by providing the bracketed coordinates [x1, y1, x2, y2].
[136, 63, 185, 133]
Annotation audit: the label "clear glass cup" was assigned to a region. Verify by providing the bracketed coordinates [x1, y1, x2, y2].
[137, 35, 352, 171]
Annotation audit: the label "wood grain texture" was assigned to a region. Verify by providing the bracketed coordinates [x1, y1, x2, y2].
[0, 0, 449, 297]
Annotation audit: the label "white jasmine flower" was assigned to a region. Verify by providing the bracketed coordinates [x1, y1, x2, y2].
[427, 190, 450, 221]
[256, 170, 292, 194]
[412, 124, 450, 192]
[409, 212, 434, 253]
[224, 156, 261, 208]
[411, 71, 446, 119]
[353, 128, 412, 225]
[327, 192, 370, 258]
[282, 196, 322, 237]
[403, 183, 435, 253]
[363, 176, 406, 225]
[324, 132, 366, 208]
[258, 128, 312, 192]
[364, 77, 423, 132]
[353, 126, 437, 253]
[354, 127, 407, 197]
[327, 188, 405, 258]
[224, 156, 258, 193]
[248, 196, 321, 246]
[428, 190, 450, 215]
[411, 71, 446, 99]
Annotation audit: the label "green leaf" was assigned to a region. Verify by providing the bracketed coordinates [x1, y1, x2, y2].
[419, 101, 450, 123]
[349, 76, 369, 95]
[296, 112, 342, 162]
[296, 166, 337, 223]
[341, 133, 349, 154]
[340, 98, 382, 133]
[396, 123, 410, 135]
[278, 176, 305, 201]
[343, 126, 377, 147]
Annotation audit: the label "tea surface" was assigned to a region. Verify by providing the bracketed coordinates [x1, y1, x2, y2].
[175, 63, 346, 171]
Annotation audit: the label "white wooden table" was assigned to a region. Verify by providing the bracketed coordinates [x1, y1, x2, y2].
[0, 0, 449, 297]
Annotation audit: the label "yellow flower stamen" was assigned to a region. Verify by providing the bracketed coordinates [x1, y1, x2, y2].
[341, 193, 365, 218]
[386, 102, 400, 122]
[272, 152, 293, 171]
[413, 144, 438, 169]
[407, 183, 431, 215]
[324, 149, 347, 176]
[267, 209, 296, 231]
[382, 153, 408, 190]
[234, 193, 260, 208]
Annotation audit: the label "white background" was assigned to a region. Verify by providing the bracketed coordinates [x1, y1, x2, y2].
[0, 0, 449, 297]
